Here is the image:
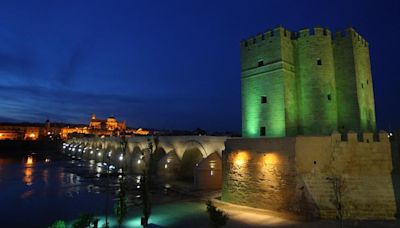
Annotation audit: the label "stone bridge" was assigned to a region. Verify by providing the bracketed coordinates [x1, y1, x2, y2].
[64, 136, 228, 190]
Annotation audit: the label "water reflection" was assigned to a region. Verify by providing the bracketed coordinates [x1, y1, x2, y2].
[23, 166, 33, 186]
[26, 155, 33, 165]
[42, 169, 49, 186]
[0, 153, 113, 227]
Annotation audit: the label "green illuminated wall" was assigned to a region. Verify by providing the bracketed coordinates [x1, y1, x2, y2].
[241, 27, 296, 138]
[333, 28, 376, 133]
[241, 27, 376, 138]
[296, 28, 338, 135]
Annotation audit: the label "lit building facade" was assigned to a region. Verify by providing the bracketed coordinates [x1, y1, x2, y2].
[221, 26, 396, 220]
[0, 114, 147, 140]
[241, 27, 376, 137]
[0, 125, 40, 140]
[89, 114, 126, 131]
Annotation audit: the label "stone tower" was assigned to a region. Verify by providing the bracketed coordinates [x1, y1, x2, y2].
[241, 26, 376, 138]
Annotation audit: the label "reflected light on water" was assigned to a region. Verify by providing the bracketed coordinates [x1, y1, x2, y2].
[23, 167, 33, 186]
[23, 155, 35, 186]
[26, 156, 33, 165]
[42, 169, 49, 185]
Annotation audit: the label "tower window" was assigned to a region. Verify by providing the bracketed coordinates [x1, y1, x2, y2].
[327, 94, 331, 101]
[361, 83, 364, 88]
[317, 58, 322, 65]
[260, 127, 266, 136]
[258, 60, 264, 67]
[261, 34, 265, 40]
[261, 96, 267, 103]
[244, 41, 248, 47]
[253, 38, 256, 44]
[367, 80, 369, 85]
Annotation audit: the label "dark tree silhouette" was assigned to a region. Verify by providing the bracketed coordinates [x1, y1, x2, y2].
[206, 200, 229, 228]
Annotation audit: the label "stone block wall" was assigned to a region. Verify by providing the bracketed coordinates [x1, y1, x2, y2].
[241, 26, 376, 138]
[157, 151, 181, 181]
[222, 132, 397, 219]
[194, 152, 222, 190]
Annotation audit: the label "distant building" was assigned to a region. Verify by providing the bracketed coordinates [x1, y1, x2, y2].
[89, 114, 126, 131]
[0, 114, 148, 140]
[61, 114, 148, 139]
[60, 114, 126, 139]
[0, 124, 41, 140]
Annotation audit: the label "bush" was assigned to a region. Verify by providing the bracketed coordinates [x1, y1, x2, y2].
[206, 200, 229, 228]
[50, 220, 65, 228]
[72, 214, 98, 228]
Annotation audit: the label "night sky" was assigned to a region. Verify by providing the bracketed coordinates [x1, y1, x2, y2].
[0, 0, 399, 133]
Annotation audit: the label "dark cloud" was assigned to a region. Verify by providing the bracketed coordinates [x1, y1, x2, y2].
[0, 84, 145, 105]
[56, 31, 100, 85]
[0, 83, 151, 124]
[0, 51, 33, 75]
[0, 115, 19, 122]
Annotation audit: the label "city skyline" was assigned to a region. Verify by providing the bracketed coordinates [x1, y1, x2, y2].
[0, 0, 399, 132]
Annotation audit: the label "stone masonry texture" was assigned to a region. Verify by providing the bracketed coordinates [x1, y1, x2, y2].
[241, 27, 376, 138]
[222, 132, 397, 219]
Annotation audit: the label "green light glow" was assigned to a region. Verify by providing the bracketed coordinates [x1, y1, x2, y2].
[65, 202, 206, 228]
[242, 71, 286, 138]
[241, 27, 376, 137]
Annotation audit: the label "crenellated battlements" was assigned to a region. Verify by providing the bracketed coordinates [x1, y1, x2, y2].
[296, 27, 332, 38]
[331, 130, 389, 144]
[240, 26, 293, 48]
[241, 25, 375, 138]
[334, 28, 369, 47]
[241, 26, 368, 48]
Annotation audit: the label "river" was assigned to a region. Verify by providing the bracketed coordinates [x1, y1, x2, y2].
[0, 151, 115, 227]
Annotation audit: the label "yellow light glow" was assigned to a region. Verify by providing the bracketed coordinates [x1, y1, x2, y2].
[24, 167, 33, 186]
[209, 161, 216, 169]
[29, 133, 35, 138]
[233, 151, 250, 167]
[26, 156, 33, 165]
[262, 153, 281, 166]
[0, 133, 3, 137]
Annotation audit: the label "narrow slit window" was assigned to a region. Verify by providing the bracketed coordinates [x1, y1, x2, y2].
[317, 58, 322, 65]
[261, 96, 267, 104]
[258, 60, 264, 67]
[367, 80, 369, 85]
[260, 127, 266, 136]
[361, 83, 364, 88]
[327, 94, 331, 101]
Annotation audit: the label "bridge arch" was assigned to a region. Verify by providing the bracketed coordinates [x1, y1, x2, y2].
[179, 140, 207, 181]
[181, 140, 208, 158]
